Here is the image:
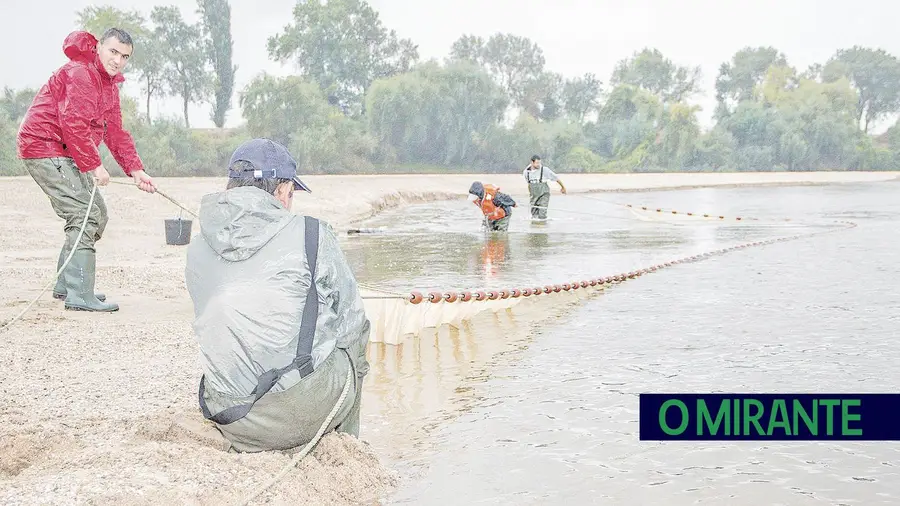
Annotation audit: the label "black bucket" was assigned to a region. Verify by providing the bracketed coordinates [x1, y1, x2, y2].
[164, 217, 193, 245]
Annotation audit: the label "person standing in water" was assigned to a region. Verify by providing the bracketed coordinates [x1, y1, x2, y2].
[523, 155, 566, 221]
[468, 181, 517, 232]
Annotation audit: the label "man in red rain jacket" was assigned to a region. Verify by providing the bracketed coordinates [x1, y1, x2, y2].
[17, 28, 157, 312]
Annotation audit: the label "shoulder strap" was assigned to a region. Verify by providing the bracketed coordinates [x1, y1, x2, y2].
[198, 216, 321, 426]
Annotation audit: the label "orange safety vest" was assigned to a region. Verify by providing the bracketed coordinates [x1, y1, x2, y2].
[474, 184, 507, 221]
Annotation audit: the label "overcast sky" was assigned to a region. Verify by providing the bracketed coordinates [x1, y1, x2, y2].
[3, 0, 899, 132]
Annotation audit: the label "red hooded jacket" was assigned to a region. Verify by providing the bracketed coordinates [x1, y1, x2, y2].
[16, 31, 144, 176]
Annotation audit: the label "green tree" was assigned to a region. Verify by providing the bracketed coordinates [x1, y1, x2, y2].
[521, 71, 563, 121]
[197, 0, 237, 128]
[610, 48, 701, 103]
[240, 74, 331, 147]
[0, 88, 33, 175]
[718, 100, 785, 170]
[561, 73, 602, 124]
[267, 0, 418, 116]
[76, 5, 147, 58]
[649, 102, 701, 170]
[76, 5, 169, 122]
[1, 87, 37, 121]
[151, 6, 212, 128]
[822, 46, 900, 132]
[365, 61, 508, 166]
[714, 46, 787, 117]
[585, 84, 661, 164]
[448, 35, 487, 66]
[239, 74, 378, 171]
[759, 65, 861, 170]
[450, 33, 546, 110]
[692, 128, 736, 171]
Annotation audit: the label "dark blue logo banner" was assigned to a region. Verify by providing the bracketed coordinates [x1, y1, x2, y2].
[639, 394, 900, 441]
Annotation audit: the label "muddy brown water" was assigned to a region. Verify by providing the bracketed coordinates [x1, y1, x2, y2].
[345, 181, 900, 505]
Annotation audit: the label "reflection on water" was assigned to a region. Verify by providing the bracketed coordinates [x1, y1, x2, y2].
[478, 236, 511, 279]
[525, 232, 550, 250]
[344, 181, 900, 505]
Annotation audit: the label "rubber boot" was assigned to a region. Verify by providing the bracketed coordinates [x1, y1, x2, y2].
[52, 244, 106, 301]
[63, 249, 119, 312]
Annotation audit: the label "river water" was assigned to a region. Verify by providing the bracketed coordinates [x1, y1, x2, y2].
[341, 180, 900, 505]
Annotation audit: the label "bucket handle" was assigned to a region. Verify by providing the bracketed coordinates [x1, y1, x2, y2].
[177, 208, 184, 237]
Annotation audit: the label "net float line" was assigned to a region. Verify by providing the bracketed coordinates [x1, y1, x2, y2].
[624, 203, 771, 222]
[577, 193, 821, 224]
[359, 219, 856, 345]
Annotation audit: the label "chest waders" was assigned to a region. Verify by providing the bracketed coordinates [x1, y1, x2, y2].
[527, 167, 551, 220]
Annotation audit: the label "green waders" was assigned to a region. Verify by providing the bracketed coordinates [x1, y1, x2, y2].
[23, 157, 117, 311]
[485, 216, 510, 232]
[529, 181, 551, 220]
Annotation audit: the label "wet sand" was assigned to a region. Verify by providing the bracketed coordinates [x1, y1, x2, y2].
[0, 171, 896, 505]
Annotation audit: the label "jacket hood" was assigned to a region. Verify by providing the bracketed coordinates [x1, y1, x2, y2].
[198, 186, 296, 262]
[63, 31, 125, 83]
[63, 31, 98, 62]
[468, 181, 485, 199]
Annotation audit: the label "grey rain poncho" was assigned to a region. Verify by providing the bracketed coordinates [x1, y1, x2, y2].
[185, 186, 371, 452]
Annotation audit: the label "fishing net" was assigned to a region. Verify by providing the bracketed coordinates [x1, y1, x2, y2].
[354, 193, 849, 346]
[359, 283, 593, 345]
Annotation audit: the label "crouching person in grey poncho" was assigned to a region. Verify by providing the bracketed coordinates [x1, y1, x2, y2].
[185, 138, 371, 453]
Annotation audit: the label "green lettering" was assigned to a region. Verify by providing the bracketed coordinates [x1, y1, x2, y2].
[792, 399, 817, 435]
[698, 399, 729, 435]
[659, 399, 689, 435]
[841, 399, 862, 436]
[733, 397, 740, 435]
[767, 399, 791, 435]
[743, 399, 765, 435]
[820, 399, 840, 435]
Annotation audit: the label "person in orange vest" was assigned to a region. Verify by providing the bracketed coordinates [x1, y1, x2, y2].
[467, 181, 517, 232]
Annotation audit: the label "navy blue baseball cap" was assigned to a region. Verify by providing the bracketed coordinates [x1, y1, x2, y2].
[227, 138, 311, 193]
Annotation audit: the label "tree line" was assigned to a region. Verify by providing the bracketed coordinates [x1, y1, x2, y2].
[3, 0, 900, 177]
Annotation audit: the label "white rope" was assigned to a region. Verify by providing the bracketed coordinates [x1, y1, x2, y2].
[109, 180, 199, 218]
[0, 182, 98, 333]
[236, 364, 354, 506]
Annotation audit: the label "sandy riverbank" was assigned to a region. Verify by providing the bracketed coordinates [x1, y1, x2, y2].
[0, 171, 896, 505]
